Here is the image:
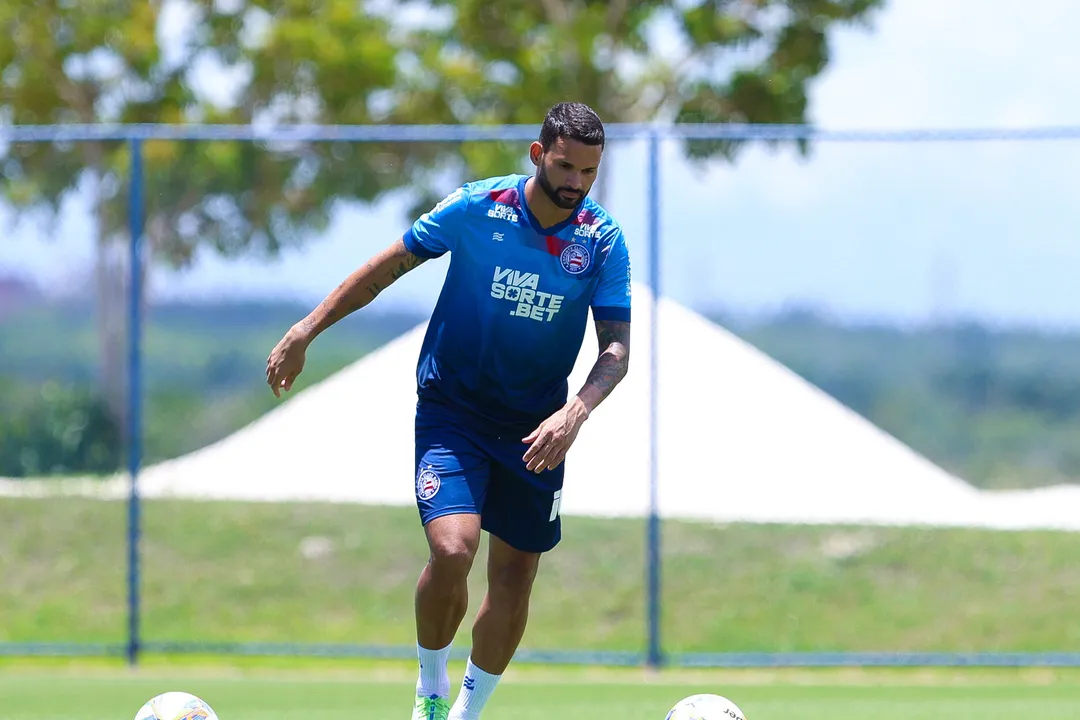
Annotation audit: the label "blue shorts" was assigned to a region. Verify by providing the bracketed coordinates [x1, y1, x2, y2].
[413, 399, 564, 554]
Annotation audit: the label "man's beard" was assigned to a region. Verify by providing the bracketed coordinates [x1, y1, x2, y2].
[536, 163, 585, 210]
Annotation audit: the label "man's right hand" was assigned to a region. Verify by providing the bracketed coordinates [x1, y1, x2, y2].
[265, 327, 310, 398]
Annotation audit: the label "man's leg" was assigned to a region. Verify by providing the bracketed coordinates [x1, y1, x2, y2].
[415, 512, 482, 692]
[448, 535, 541, 720]
[470, 535, 541, 672]
[412, 402, 491, 720]
[447, 447, 561, 720]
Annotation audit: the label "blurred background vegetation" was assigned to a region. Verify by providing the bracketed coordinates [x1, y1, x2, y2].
[4, 288, 1080, 490]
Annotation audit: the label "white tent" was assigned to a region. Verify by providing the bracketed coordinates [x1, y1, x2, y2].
[130, 283, 1080, 531]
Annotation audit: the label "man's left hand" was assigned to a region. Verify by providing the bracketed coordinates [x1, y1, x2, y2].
[522, 398, 589, 473]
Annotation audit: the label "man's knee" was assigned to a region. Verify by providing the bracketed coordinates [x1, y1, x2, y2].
[425, 513, 481, 579]
[429, 537, 479, 577]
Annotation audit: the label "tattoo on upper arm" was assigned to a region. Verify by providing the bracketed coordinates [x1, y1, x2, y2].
[586, 320, 631, 400]
[310, 241, 429, 332]
[389, 250, 426, 281]
[596, 320, 629, 355]
[367, 243, 427, 302]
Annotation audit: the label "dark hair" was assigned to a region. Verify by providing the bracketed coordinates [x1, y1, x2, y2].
[538, 102, 605, 150]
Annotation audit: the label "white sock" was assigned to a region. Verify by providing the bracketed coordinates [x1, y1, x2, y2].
[416, 641, 453, 699]
[448, 657, 501, 720]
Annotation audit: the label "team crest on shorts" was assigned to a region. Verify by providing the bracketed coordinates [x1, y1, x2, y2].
[559, 243, 591, 275]
[416, 468, 441, 500]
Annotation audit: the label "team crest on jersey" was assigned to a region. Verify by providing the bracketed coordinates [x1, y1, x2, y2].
[559, 243, 591, 275]
[416, 468, 441, 500]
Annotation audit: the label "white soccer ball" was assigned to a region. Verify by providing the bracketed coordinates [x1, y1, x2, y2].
[665, 693, 746, 720]
[133, 691, 219, 720]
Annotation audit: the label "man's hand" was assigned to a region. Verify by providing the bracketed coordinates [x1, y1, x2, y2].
[265, 327, 310, 398]
[522, 398, 589, 473]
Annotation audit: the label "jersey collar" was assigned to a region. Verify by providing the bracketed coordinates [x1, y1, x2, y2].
[517, 175, 583, 236]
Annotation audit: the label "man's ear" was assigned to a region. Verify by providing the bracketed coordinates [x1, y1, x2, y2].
[529, 141, 543, 167]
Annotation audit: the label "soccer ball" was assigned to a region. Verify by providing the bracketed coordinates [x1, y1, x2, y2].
[133, 692, 219, 720]
[665, 693, 746, 720]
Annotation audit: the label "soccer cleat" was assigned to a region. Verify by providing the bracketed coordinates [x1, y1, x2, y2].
[411, 693, 450, 720]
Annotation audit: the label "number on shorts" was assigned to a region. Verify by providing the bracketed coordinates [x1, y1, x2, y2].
[549, 489, 562, 522]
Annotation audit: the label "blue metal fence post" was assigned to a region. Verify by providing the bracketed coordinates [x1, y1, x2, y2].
[646, 129, 663, 670]
[126, 138, 145, 666]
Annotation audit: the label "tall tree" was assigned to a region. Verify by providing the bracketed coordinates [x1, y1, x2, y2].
[3, 0, 884, 428]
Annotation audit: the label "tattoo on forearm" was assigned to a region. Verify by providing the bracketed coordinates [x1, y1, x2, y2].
[586, 320, 630, 401]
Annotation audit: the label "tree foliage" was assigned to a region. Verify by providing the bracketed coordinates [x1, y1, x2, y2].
[4, 0, 886, 263]
[1, 0, 199, 418]
[1, 0, 884, 416]
[411, 0, 883, 173]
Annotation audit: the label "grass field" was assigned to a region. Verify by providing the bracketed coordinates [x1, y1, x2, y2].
[5, 495, 1080, 717]
[3, 661, 1080, 719]
[3, 496, 1080, 653]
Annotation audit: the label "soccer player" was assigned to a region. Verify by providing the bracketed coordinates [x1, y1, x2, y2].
[265, 102, 632, 720]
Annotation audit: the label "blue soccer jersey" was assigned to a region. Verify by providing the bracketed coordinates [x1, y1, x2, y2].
[402, 173, 632, 430]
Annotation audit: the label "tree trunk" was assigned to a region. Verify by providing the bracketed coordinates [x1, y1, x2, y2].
[90, 147, 158, 468]
[89, 153, 129, 445]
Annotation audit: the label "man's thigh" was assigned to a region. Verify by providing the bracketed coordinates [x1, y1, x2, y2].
[414, 402, 492, 525]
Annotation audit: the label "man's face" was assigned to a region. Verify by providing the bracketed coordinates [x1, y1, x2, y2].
[531, 137, 603, 210]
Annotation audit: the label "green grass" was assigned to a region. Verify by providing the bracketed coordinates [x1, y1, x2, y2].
[3, 497, 1080, 654]
[2, 664, 1080, 719]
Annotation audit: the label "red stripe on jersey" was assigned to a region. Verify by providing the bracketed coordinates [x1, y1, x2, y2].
[574, 209, 598, 226]
[545, 236, 563, 256]
[489, 188, 520, 207]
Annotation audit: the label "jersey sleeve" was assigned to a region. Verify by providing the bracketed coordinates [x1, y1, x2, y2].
[591, 230, 632, 322]
[403, 186, 469, 259]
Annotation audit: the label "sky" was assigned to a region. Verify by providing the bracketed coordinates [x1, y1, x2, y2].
[3, 0, 1080, 327]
